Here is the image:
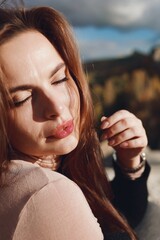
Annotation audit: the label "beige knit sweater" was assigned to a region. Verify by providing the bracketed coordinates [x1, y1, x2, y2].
[0, 160, 103, 240]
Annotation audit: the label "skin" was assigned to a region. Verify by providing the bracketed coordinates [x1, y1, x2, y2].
[0, 31, 80, 161]
[100, 110, 148, 168]
[0, 31, 147, 170]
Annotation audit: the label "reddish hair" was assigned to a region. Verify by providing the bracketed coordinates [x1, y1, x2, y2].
[0, 7, 137, 239]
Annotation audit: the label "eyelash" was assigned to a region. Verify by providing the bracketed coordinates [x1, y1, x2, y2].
[13, 95, 31, 107]
[52, 77, 69, 85]
[13, 77, 69, 107]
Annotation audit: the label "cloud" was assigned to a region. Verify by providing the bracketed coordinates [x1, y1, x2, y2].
[77, 35, 152, 61]
[22, 0, 160, 60]
[24, 0, 160, 31]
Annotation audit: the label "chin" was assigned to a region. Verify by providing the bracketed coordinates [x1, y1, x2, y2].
[55, 136, 79, 155]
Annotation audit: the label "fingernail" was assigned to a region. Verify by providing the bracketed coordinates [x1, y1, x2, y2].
[101, 116, 107, 122]
[101, 121, 109, 129]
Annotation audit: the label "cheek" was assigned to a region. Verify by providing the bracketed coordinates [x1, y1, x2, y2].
[7, 111, 41, 155]
[67, 83, 80, 139]
[7, 115, 24, 143]
[67, 83, 80, 119]
[7, 110, 17, 137]
[7, 109, 32, 142]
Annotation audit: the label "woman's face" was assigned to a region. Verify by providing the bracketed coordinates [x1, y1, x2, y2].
[0, 31, 80, 157]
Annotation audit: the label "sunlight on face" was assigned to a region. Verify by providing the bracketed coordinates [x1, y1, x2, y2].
[0, 31, 80, 157]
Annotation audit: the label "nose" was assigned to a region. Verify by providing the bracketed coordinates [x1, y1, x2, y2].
[37, 89, 65, 119]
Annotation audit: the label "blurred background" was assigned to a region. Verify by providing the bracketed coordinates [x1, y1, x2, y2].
[21, 0, 160, 150]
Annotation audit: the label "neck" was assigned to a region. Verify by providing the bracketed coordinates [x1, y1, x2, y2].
[8, 147, 61, 171]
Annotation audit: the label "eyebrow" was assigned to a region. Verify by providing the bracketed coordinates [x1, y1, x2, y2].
[49, 62, 65, 79]
[9, 84, 33, 94]
[9, 62, 65, 94]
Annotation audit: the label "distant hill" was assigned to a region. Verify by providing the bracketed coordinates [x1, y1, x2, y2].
[84, 48, 160, 84]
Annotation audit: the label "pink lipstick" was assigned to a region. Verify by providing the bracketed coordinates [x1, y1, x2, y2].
[49, 120, 74, 139]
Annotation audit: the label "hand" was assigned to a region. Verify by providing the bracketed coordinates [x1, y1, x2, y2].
[100, 110, 148, 169]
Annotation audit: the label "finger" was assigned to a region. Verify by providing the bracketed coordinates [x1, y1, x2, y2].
[108, 127, 147, 147]
[101, 116, 107, 122]
[119, 136, 148, 148]
[104, 117, 142, 139]
[100, 116, 109, 129]
[101, 110, 135, 129]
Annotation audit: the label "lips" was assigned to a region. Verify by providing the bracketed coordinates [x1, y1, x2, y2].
[47, 120, 74, 139]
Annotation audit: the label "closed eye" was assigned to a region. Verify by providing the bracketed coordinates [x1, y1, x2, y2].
[13, 95, 31, 107]
[52, 77, 69, 85]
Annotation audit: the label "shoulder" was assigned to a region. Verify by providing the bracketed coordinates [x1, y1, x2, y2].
[6, 159, 69, 192]
[1, 159, 93, 215]
[0, 159, 72, 215]
[9, 160, 91, 211]
[11, 161, 103, 240]
[0, 160, 74, 220]
[0, 160, 78, 239]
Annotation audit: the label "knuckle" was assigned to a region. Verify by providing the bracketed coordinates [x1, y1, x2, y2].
[143, 136, 148, 146]
[120, 132, 127, 141]
[137, 118, 142, 126]
[131, 127, 137, 135]
[135, 137, 147, 147]
[108, 128, 114, 136]
[134, 138, 141, 146]
[121, 118, 128, 127]
[119, 109, 128, 116]
[131, 125, 143, 136]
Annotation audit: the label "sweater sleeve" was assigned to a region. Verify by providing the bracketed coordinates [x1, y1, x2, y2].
[110, 161, 151, 228]
[13, 177, 103, 240]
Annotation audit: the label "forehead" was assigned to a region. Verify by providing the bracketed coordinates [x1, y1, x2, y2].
[0, 31, 62, 86]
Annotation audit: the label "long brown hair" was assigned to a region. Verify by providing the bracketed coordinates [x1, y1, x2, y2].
[0, 6, 137, 239]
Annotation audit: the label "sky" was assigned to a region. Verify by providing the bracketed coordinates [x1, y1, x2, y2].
[14, 0, 160, 61]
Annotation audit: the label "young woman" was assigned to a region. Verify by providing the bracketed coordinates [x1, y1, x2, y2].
[0, 6, 150, 240]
